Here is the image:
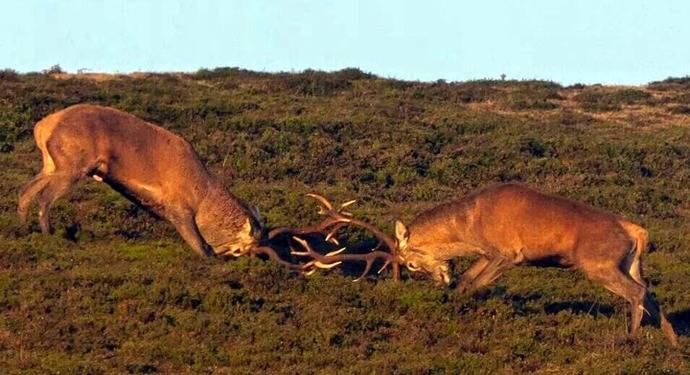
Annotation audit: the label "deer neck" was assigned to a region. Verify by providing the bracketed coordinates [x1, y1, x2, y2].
[408, 214, 482, 260]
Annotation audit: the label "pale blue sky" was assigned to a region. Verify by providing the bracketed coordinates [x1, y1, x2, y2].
[1, 0, 689, 84]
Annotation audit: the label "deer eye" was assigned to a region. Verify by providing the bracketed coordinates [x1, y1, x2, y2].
[406, 261, 421, 272]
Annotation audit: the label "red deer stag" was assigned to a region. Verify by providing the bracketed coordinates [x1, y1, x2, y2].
[17, 104, 335, 271]
[294, 184, 679, 346]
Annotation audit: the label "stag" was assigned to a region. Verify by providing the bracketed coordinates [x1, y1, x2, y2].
[17, 104, 337, 271]
[295, 184, 679, 346]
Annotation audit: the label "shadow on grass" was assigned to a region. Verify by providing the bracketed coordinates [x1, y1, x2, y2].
[668, 308, 690, 337]
[544, 301, 690, 338]
[544, 300, 615, 318]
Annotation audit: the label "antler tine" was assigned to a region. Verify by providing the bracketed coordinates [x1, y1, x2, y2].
[325, 222, 349, 244]
[340, 199, 357, 209]
[306, 193, 334, 211]
[377, 259, 391, 274]
[307, 194, 357, 217]
[353, 259, 375, 282]
[266, 193, 346, 241]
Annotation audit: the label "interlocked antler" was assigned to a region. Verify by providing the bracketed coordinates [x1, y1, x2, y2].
[291, 237, 398, 282]
[271, 193, 402, 281]
[217, 244, 350, 276]
[266, 197, 354, 243]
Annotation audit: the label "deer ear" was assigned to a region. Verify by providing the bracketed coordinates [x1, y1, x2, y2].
[250, 205, 262, 223]
[242, 218, 252, 234]
[239, 218, 258, 244]
[395, 220, 409, 247]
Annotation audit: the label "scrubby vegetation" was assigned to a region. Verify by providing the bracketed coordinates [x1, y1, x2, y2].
[574, 88, 653, 112]
[0, 68, 689, 373]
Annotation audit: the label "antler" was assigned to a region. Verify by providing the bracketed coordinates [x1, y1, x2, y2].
[218, 245, 351, 275]
[267, 195, 369, 243]
[280, 193, 401, 280]
[290, 237, 399, 282]
[308, 193, 399, 251]
[214, 194, 402, 279]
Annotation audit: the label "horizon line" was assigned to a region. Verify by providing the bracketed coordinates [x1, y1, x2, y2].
[4, 65, 687, 87]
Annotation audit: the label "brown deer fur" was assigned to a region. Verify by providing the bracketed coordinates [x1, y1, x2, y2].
[393, 183, 678, 346]
[18, 104, 261, 257]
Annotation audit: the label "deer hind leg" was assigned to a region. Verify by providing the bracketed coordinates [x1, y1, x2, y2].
[18, 173, 52, 227]
[622, 245, 678, 346]
[641, 292, 678, 347]
[36, 173, 77, 234]
[588, 267, 646, 337]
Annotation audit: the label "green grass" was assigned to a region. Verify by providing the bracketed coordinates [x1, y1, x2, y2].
[0, 69, 688, 373]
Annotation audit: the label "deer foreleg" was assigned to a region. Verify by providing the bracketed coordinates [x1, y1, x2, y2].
[168, 210, 214, 257]
[461, 256, 512, 293]
[455, 256, 490, 292]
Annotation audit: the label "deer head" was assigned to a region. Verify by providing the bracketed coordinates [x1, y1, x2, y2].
[393, 220, 452, 285]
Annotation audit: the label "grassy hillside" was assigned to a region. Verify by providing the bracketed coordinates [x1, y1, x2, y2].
[0, 68, 689, 373]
